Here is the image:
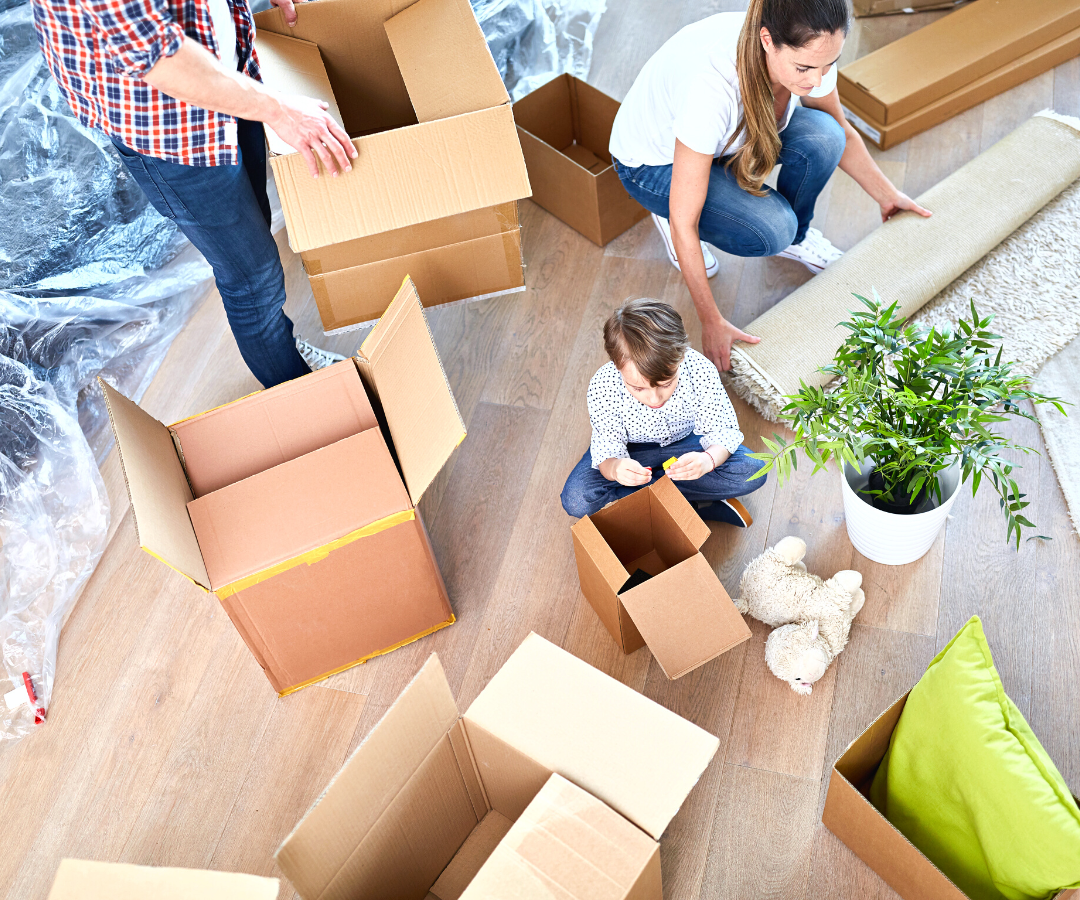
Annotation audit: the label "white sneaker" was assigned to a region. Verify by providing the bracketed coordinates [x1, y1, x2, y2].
[295, 335, 346, 371]
[652, 213, 720, 278]
[777, 227, 844, 273]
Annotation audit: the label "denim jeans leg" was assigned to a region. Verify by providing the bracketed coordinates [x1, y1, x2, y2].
[110, 130, 310, 388]
[670, 444, 768, 503]
[561, 448, 643, 518]
[775, 106, 846, 244]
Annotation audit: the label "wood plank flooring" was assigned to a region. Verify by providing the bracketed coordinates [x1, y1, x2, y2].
[3, 4, 1080, 898]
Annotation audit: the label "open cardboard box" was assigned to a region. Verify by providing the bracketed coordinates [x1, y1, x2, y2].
[823, 692, 1080, 900]
[100, 278, 462, 695]
[253, 0, 532, 333]
[512, 74, 649, 246]
[274, 632, 720, 900]
[570, 476, 751, 679]
[46, 860, 278, 900]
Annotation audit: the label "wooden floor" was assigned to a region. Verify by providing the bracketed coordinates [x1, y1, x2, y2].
[3, 5, 1080, 898]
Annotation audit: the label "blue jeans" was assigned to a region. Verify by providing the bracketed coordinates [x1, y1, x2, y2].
[111, 119, 310, 388]
[560, 433, 767, 518]
[615, 106, 846, 255]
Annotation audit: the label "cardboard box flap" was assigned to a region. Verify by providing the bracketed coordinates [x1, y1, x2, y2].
[650, 474, 711, 549]
[384, 0, 509, 124]
[570, 515, 630, 592]
[98, 379, 209, 589]
[47, 859, 278, 900]
[255, 30, 344, 156]
[358, 277, 465, 505]
[463, 633, 720, 840]
[277, 653, 460, 900]
[619, 553, 751, 679]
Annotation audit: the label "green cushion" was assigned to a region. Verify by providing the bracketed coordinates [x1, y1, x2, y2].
[869, 616, 1080, 900]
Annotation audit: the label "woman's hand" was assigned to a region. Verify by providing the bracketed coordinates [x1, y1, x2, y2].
[600, 457, 653, 487]
[880, 190, 932, 223]
[702, 317, 760, 372]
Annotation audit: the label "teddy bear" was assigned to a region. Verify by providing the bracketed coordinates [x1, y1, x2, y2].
[733, 535, 864, 696]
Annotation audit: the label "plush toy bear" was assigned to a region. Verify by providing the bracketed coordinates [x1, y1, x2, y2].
[734, 535, 864, 696]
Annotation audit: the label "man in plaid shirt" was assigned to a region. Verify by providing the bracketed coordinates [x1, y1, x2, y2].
[32, 0, 356, 387]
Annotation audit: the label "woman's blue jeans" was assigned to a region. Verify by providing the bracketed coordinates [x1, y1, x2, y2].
[111, 119, 310, 388]
[615, 106, 846, 256]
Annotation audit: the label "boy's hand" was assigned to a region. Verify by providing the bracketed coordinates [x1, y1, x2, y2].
[602, 458, 653, 487]
[668, 451, 719, 481]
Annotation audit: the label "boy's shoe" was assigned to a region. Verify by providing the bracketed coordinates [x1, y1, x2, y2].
[695, 498, 753, 528]
[777, 227, 843, 273]
[296, 335, 345, 371]
[652, 213, 720, 278]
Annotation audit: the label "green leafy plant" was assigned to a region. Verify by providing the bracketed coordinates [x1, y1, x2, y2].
[750, 293, 1066, 548]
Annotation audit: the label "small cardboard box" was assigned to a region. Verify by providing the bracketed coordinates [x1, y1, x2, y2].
[253, 0, 532, 333]
[838, 0, 1080, 124]
[841, 25, 1080, 149]
[274, 632, 720, 900]
[822, 692, 1080, 900]
[100, 278, 462, 695]
[570, 476, 751, 678]
[852, 0, 966, 17]
[513, 74, 649, 246]
[46, 859, 278, 900]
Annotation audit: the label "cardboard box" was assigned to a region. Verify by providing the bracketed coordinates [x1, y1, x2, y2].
[274, 632, 720, 900]
[852, 0, 966, 17]
[253, 0, 532, 332]
[46, 859, 278, 900]
[100, 278, 463, 695]
[570, 476, 751, 678]
[822, 692, 1080, 900]
[838, 0, 1080, 124]
[513, 74, 649, 246]
[841, 25, 1080, 149]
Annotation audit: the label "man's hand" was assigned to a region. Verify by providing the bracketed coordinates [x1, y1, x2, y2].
[268, 94, 356, 178]
[270, 0, 298, 26]
[667, 451, 716, 481]
[880, 190, 932, 223]
[702, 317, 760, 372]
[600, 458, 652, 487]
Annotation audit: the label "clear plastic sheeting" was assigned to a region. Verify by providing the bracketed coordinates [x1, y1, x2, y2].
[0, 357, 109, 741]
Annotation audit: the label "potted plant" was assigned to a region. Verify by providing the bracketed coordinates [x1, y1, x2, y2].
[750, 294, 1065, 565]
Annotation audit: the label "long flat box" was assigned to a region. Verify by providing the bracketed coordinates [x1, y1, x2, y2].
[841, 25, 1080, 149]
[46, 860, 278, 900]
[822, 692, 1080, 900]
[253, 0, 531, 331]
[852, 0, 966, 17]
[513, 74, 649, 246]
[838, 0, 1080, 124]
[274, 632, 719, 900]
[570, 476, 751, 678]
[100, 278, 462, 695]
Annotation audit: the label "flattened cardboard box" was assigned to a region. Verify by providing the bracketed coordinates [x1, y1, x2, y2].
[254, 0, 532, 332]
[838, 0, 1080, 124]
[274, 632, 720, 900]
[47, 859, 278, 900]
[852, 0, 966, 17]
[101, 278, 463, 695]
[822, 692, 1080, 900]
[513, 74, 649, 246]
[571, 475, 751, 678]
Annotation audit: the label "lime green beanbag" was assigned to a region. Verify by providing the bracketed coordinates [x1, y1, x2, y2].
[869, 616, 1080, 900]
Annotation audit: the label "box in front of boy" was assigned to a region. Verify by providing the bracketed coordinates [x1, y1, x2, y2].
[100, 278, 461, 695]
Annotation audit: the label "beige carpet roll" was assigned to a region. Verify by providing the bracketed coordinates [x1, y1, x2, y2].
[728, 111, 1080, 422]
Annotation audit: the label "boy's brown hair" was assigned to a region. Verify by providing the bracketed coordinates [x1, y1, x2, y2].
[603, 298, 689, 385]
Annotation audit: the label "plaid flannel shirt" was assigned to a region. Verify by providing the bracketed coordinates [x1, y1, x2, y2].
[32, 0, 261, 166]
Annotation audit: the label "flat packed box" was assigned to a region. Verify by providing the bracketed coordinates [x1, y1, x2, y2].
[47, 860, 278, 900]
[838, 0, 1080, 124]
[513, 74, 649, 246]
[841, 25, 1080, 149]
[274, 633, 720, 900]
[253, 0, 532, 333]
[101, 278, 462, 695]
[822, 692, 1080, 900]
[571, 475, 751, 678]
[852, 0, 966, 16]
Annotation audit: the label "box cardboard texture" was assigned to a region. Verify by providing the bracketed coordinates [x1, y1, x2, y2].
[513, 74, 649, 246]
[822, 692, 1080, 900]
[253, 0, 532, 333]
[46, 860, 278, 900]
[100, 278, 463, 695]
[570, 475, 751, 678]
[274, 633, 719, 900]
[852, 0, 967, 17]
[838, 0, 1080, 125]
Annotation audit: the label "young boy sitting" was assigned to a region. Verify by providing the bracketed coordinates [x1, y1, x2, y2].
[560, 298, 766, 526]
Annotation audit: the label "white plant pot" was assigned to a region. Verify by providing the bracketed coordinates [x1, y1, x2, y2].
[840, 459, 961, 565]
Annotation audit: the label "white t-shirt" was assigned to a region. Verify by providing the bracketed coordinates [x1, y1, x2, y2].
[609, 12, 838, 168]
[208, 0, 240, 72]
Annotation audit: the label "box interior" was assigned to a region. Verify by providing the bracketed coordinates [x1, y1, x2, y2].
[514, 74, 620, 175]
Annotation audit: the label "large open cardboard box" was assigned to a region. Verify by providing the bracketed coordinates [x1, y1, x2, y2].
[512, 74, 649, 246]
[46, 859, 278, 900]
[570, 476, 751, 679]
[100, 278, 462, 695]
[253, 0, 532, 333]
[822, 692, 1080, 900]
[274, 633, 720, 900]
